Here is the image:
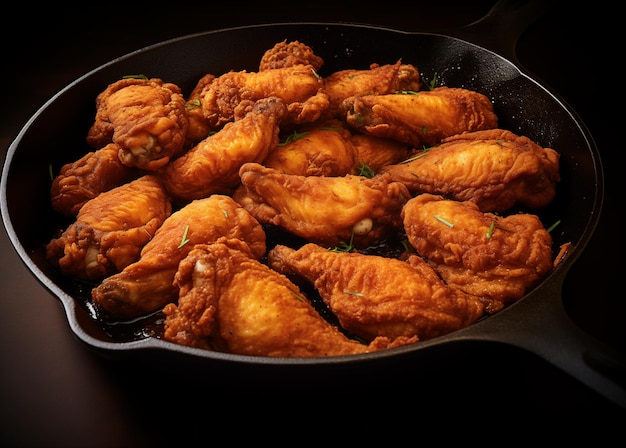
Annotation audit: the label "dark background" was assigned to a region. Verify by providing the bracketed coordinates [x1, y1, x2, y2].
[1, 1, 623, 446]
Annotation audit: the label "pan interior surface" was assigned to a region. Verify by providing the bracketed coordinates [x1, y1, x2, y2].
[0, 23, 601, 365]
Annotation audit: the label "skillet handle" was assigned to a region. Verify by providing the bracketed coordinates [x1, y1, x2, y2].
[451, 0, 558, 64]
[472, 270, 626, 409]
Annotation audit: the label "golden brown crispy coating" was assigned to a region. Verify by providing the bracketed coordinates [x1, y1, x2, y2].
[322, 61, 421, 119]
[163, 238, 416, 356]
[259, 40, 324, 71]
[184, 73, 216, 148]
[268, 243, 485, 341]
[380, 129, 560, 212]
[46, 175, 171, 282]
[199, 64, 329, 129]
[402, 193, 554, 312]
[263, 120, 357, 176]
[234, 163, 409, 248]
[349, 133, 413, 173]
[91, 194, 266, 320]
[339, 86, 498, 148]
[50, 143, 138, 217]
[86, 77, 188, 171]
[159, 97, 286, 203]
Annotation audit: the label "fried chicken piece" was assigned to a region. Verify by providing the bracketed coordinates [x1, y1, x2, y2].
[321, 61, 421, 119]
[258, 40, 324, 71]
[50, 143, 138, 216]
[163, 238, 416, 356]
[199, 64, 329, 129]
[339, 86, 498, 148]
[184, 73, 216, 148]
[380, 129, 560, 212]
[263, 120, 357, 176]
[402, 193, 554, 312]
[159, 97, 286, 203]
[46, 175, 171, 282]
[234, 163, 409, 248]
[268, 243, 485, 342]
[91, 194, 266, 320]
[86, 77, 188, 170]
[349, 133, 413, 173]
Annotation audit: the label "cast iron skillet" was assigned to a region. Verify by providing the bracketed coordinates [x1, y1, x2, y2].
[2, 8, 625, 404]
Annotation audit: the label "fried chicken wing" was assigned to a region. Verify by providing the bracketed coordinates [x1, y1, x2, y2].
[234, 163, 409, 248]
[339, 86, 498, 148]
[163, 238, 416, 356]
[322, 61, 421, 119]
[50, 142, 138, 216]
[258, 40, 324, 71]
[268, 243, 485, 341]
[159, 97, 286, 203]
[402, 193, 554, 312]
[380, 129, 560, 212]
[46, 175, 171, 282]
[91, 194, 266, 320]
[86, 77, 188, 170]
[263, 120, 357, 176]
[199, 64, 329, 129]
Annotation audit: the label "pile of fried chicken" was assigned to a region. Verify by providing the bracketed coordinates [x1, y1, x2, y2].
[46, 40, 567, 358]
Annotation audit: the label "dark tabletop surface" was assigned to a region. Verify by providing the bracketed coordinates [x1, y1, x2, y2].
[1, 1, 624, 446]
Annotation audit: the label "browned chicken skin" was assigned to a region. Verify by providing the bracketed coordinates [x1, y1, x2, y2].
[339, 86, 498, 148]
[322, 61, 421, 119]
[159, 97, 286, 203]
[46, 175, 171, 282]
[402, 193, 554, 312]
[268, 243, 485, 342]
[91, 194, 266, 320]
[163, 238, 416, 356]
[259, 40, 325, 71]
[50, 142, 138, 217]
[234, 163, 409, 248]
[199, 64, 329, 129]
[380, 129, 560, 212]
[86, 78, 188, 171]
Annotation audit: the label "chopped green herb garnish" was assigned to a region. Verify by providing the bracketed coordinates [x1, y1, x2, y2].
[357, 162, 376, 178]
[177, 225, 190, 248]
[396, 90, 420, 95]
[278, 130, 310, 146]
[428, 72, 438, 90]
[311, 68, 321, 79]
[122, 74, 149, 80]
[434, 215, 454, 228]
[329, 231, 355, 253]
[486, 220, 495, 239]
[290, 290, 306, 302]
[546, 220, 561, 233]
[399, 148, 431, 164]
[187, 99, 201, 110]
[48, 163, 54, 182]
[344, 290, 364, 297]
